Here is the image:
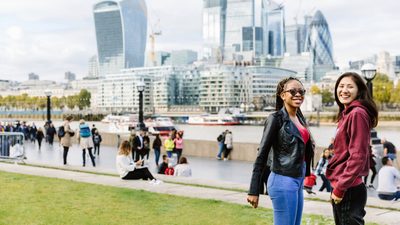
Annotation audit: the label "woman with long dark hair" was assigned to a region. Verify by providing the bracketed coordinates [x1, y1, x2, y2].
[326, 72, 378, 224]
[247, 77, 314, 225]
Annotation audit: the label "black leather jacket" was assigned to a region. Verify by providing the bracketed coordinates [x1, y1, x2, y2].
[248, 107, 314, 196]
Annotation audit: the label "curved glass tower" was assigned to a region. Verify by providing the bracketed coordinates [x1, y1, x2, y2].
[306, 10, 334, 66]
[93, 0, 147, 76]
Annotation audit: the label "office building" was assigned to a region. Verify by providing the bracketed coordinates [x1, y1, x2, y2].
[28, 73, 39, 80]
[88, 55, 100, 78]
[305, 10, 335, 81]
[266, 0, 285, 57]
[93, 0, 147, 76]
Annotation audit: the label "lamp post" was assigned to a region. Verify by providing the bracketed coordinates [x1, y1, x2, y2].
[361, 63, 381, 145]
[136, 81, 146, 131]
[44, 90, 52, 124]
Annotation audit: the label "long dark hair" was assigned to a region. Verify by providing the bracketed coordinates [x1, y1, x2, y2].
[275, 77, 303, 111]
[334, 72, 378, 127]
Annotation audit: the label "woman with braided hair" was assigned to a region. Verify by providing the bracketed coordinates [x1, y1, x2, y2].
[247, 77, 315, 225]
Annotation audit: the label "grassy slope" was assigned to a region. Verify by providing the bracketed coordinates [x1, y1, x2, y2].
[0, 171, 335, 225]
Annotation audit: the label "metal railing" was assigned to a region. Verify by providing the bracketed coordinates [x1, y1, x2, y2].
[0, 132, 26, 162]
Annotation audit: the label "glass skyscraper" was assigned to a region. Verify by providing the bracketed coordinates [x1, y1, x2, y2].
[203, 0, 227, 62]
[224, 0, 254, 59]
[93, 0, 147, 76]
[305, 10, 335, 81]
[266, 0, 285, 57]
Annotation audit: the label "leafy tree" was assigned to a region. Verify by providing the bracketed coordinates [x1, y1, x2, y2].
[310, 85, 321, 95]
[77, 89, 91, 110]
[321, 89, 335, 105]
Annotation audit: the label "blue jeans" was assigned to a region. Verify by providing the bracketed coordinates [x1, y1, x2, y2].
[378, 191, 400, 201]
[154, 147, 160, 166]
[387, 153, 397, 160]
[217, 142, 224, 158]
[267, 170, 305, 225]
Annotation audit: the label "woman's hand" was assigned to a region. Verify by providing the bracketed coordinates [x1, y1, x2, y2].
[135, 160, 143, 166]
[247, 195, 259, 208]
[331, 193, 343, 204]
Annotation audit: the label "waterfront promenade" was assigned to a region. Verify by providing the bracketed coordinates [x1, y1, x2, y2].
[1, 158, 399, 224]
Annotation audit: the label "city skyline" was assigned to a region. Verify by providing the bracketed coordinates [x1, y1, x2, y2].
[0, 0, 399, 81]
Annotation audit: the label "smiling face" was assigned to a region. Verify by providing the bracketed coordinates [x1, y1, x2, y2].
[280, 80, 305, 109]
[336, 76, 359, 107]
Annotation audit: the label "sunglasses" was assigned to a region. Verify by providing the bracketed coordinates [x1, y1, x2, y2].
[283, 88, 306, 96]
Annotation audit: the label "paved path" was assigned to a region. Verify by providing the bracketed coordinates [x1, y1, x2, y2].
[0, 162, 399, 225]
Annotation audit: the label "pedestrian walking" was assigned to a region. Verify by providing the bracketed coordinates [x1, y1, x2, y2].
[326, 72, 378, 225]
[315, 149, 332, 192]
[364, 146, 377, 188]
[60, 115, 75, 165]
[153, 134, 162, 166]
[36, 127, 44, 150]
[78, 119, 96, 167]
[247, 77, 314, 225]
[46, 123, 57, 146]
[92, 130, 102, 156]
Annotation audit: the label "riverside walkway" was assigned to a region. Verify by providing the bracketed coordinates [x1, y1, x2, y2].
[2, 141, 399, 224]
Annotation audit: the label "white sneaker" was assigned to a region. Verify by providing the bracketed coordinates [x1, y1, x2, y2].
[223, 158, 228, 161]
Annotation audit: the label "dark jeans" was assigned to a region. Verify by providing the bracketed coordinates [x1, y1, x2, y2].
[224, 148, 232, 159]
[364, 166, 377, 184]
[122, 168, 155, 180]
[175, 149, 182, 162]
[378, 191, 400, 201]
[154, 147, 160, 166]
[331, 183, 367, 225]
[319, 174, 332, 192]
[94, 144, 100, 155]
[37, 139, 43, 150]
[63, 146, 69, 165]
[82, 148, 96, 167]
[48, 137, 54, 145]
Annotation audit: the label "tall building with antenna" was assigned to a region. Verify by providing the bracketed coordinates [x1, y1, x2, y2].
[93, 0, 148, 76]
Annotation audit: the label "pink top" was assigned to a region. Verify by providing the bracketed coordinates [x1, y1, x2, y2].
[295, 123, 310, 144]
[174, 138, 183, 149]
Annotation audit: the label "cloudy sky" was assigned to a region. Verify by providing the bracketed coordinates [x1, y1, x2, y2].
[0, 0, 399, 81]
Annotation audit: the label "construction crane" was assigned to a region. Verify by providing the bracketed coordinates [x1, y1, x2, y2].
[149, 19, 162, 67]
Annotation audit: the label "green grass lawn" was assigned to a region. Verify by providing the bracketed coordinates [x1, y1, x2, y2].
[0, 171, 336, 225]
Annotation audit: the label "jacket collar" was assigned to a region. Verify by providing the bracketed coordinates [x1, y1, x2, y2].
[280, 107, 306, 143]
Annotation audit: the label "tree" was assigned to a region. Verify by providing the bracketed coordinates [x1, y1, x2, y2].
[310, 85, 321, 95]
[372, 73, 393, 109]
[321, 89, 335, 105]
[77, 89, 91, 110]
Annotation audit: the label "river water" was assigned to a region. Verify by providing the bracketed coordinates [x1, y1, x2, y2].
[29, 120, 400, 148]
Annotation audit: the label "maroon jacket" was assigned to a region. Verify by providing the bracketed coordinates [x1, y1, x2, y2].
[326, 100, 373, 198]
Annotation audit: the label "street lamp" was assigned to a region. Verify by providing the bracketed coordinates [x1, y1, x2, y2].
[44, 90, 52, 124]
[361, 63, 377, 98]
[361, 64, 381, 146]
[136, 81, 146, 131]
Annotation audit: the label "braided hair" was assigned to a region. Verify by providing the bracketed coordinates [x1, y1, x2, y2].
[275, 77, 303, 111]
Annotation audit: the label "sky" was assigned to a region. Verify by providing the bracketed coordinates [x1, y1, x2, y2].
[0, 0, 399, 81]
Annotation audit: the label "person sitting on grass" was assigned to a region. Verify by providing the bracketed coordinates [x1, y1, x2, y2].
[158, 154, 168, 174]
[116, 140, 158, 182]
[377, 156, 400, 201]
[174, 156, 192, 177]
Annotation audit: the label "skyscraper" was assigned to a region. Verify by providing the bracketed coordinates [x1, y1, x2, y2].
[224, 0, 255, 61]
[305, 10, 335, 81]
[203, 0, 227, 63]
[93, 0, 147, 76]
[266, 0, 285, 57]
